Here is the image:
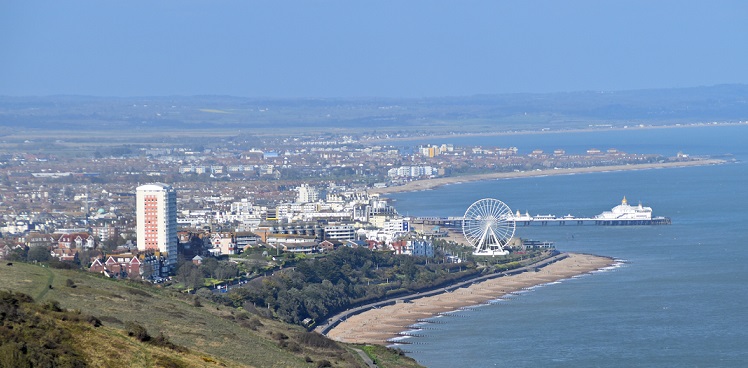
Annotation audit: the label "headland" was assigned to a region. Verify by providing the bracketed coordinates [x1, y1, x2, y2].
[326, 253, 615, 345]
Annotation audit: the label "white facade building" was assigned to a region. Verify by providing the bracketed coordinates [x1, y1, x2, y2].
[136, 183, 178, 271]
[297, 184, 319, 203]
[323, 225, 356, 241]
[387, 166, 435, 178]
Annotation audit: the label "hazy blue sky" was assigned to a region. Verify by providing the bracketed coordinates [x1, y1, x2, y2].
[2, 1, 747, 97]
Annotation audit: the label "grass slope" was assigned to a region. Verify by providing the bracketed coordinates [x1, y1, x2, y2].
[0, 289, 242, 368]
[1, 262, 422, 368]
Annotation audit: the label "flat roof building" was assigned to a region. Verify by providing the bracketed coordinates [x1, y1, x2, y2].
[136, 183, 177, 272]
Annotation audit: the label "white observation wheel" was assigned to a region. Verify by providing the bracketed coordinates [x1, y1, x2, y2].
[462, 198, 516, 256]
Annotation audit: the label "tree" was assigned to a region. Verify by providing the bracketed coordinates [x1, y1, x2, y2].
[27, 246, 51, 263]
[199, 257, 219, 278]
[5, 247, 27, 262]
[176, 263, 203, 290]
[214, 262, 239, 280]
[187, 267, 204, 290]
[76, 248, 98, 267]
[102, 237, 121, 252]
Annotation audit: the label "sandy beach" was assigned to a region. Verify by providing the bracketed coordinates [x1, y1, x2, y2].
[369, 159, 724, 195]
[326, 253, 615, 345]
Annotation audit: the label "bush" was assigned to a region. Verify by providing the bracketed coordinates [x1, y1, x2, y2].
[125, 321, 150, 342]
[85, 314, 102, 327]
[243, 302, 273, 319]
[150, 332, 190, 353]
[0, 342, 31, 367]
[240, 317, 263, 331]
[195, 287, 214, 299]
[270, 331, 288, 341]
[48, 260, 78, 269]
[297, 332, 340, 350]
[387, 347, 406, 356]
[125, 288, 151, 298]
[43, 300, 63, 312]
[155, 356, 187, 368]
[98, 315, 123, 325]
[234, 310, 251, 321]
[0, 292, 88, 368]
[278, 340, 301, 352]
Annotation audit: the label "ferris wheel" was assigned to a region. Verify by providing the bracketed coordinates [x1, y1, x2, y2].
[462, 198, 516, 256]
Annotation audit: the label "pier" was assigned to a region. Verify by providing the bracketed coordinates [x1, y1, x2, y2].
[411, 215, 671, 228]
[411, 197, 671, 227]
[510, 216, 671, 226]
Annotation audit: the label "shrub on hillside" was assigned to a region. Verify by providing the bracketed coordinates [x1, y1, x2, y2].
[297, 331, 340, 350]
[279, 340, 302, 353]
[155, 355, 187, 368]
[151, 332, 190, 353]
[270, 331, 288, 341]
[49, 260, 78, 269]
[0, 291, 88, 367]
[240, 317, 263, 331]
[98, 315, 123, 325]
[42, 300, 63, 312]
[125, 321, 150, 342]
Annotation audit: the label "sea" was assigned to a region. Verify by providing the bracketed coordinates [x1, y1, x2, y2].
[386, 124, 748, 367]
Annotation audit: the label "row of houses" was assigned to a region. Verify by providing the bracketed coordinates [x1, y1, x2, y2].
[391, 240, 435, 257]
[275, 238, 384, 255]
[89, 252, 168, 279]
[20, 232, 97, 249]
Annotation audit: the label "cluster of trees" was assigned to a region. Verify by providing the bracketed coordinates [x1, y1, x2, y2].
[226, 246, 480, 325]
[4, 246, 90, 270]
[175, 257, 241, 290]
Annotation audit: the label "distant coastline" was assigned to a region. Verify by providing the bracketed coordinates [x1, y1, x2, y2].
[363, 121, 748, 144]
[369, 159, 726, 195]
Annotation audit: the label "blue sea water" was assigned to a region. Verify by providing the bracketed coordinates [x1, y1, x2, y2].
[388, 125, 748, 367]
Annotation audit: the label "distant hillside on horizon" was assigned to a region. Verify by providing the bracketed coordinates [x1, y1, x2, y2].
[1, 84, 747, 133]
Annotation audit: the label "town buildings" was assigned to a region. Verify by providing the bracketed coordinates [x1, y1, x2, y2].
[0, 128, 683, 275]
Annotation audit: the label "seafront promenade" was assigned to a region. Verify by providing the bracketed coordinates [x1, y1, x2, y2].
[322, 253, 615, 345]
[369, 159, 724, 195]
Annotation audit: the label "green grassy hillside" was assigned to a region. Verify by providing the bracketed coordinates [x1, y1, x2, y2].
[0, 262, 423, 368]
[0, 288, 243, 368]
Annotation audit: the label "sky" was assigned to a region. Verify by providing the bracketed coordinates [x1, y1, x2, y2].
[1, 0, 747, 98]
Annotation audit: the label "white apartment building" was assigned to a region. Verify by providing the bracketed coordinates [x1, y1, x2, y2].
[136, 183, 178, 271]
[387, 165, 435, 178]
[353, 199, 398, 222]
[297, 184, 319, 203]
[383, 217, 409, 235]
[323, 225, 356, 241]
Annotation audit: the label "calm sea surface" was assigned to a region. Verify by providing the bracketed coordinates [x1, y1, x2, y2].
[388, 125, 748, 367]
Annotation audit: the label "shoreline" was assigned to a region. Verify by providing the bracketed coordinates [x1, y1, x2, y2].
[369, 159, 725, 195]
[362, 121, 748, 144]
[326, 253, 616, 345]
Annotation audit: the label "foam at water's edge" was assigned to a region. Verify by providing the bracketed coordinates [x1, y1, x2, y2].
[389, 259, 624, 348]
